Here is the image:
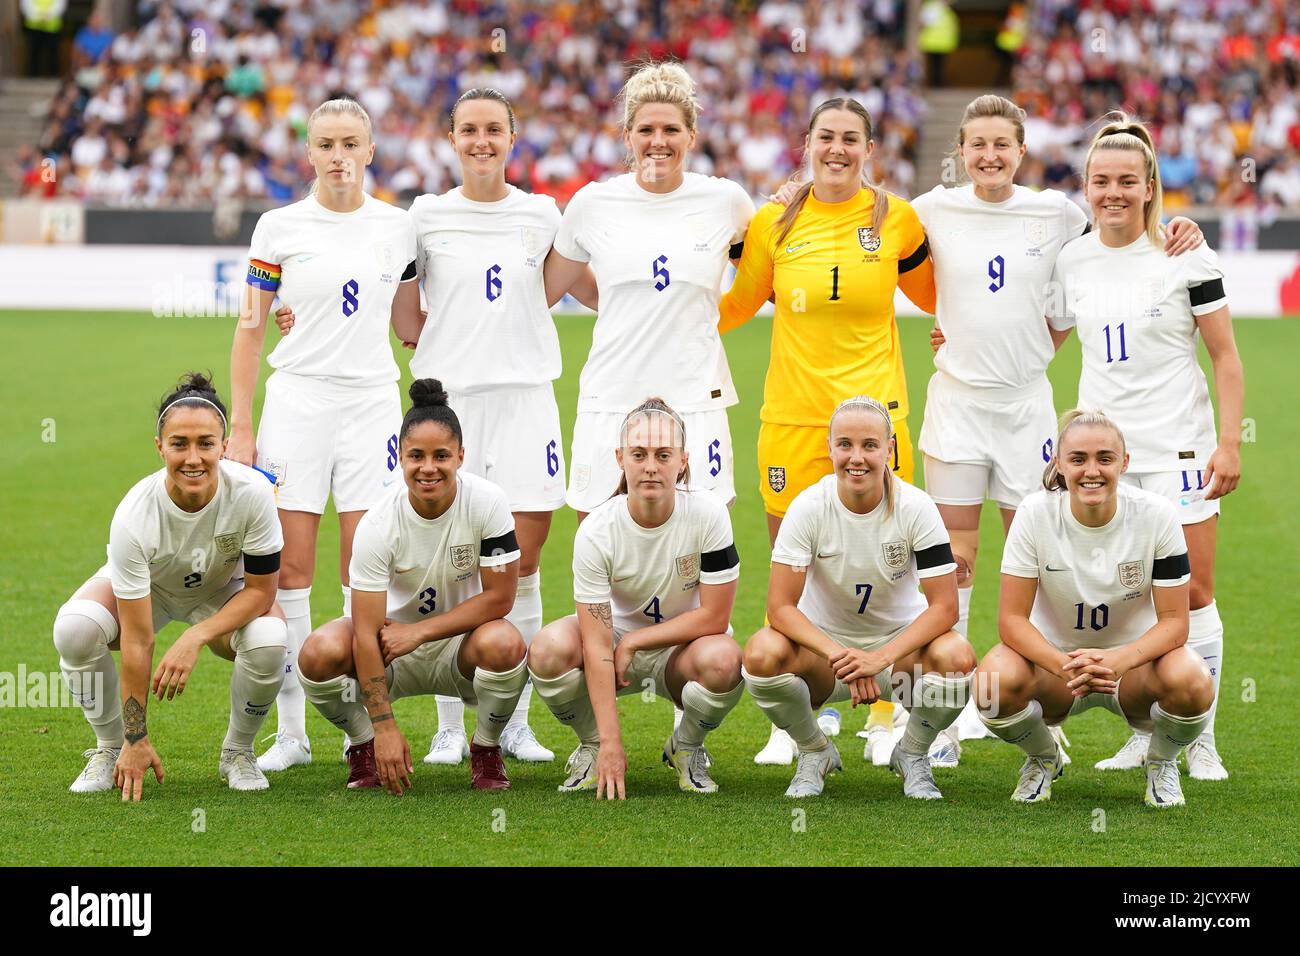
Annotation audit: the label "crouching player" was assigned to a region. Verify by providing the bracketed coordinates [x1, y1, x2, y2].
[743, 396, 975, 799]
[528, 399, 744, 798]
[55, 373, 287, 799]
[976, 410, 1214, 807]
[295, 379, 528, 794]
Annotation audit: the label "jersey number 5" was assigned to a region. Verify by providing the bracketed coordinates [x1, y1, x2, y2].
[342, 278, 359, 316]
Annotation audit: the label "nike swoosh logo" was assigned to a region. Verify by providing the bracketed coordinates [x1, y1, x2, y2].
[382, 478, 397, 487]
[786, 242, 809, 253]
[1045, 565, 1069, 572]
[246, 700, 274, 709]
[817, 551, 838, 559]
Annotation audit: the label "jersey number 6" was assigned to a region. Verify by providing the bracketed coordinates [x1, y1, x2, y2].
[486, 264, 502, 302]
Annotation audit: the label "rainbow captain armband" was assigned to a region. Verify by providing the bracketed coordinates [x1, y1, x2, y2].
[247, 258, 281, 291]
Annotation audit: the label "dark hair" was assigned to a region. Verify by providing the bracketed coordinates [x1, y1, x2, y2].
[450, 88, 517, 135]
[775, 97, 889, 246]
[157, 371, 227, 435]
[400, 378, 463, 446]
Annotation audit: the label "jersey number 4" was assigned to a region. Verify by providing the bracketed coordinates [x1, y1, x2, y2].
[643, 596, 663, 624]
[342, 278, 360, 316]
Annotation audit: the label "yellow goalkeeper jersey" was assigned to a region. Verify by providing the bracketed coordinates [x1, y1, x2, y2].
[720, 187, 935, 427]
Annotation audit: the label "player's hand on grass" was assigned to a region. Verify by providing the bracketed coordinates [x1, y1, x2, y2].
[115, 741, 164, 802]
[613, 637, 636, 689]
[1164, 216, 1204, 256]
[1203, 443, 1241, 500]
[374, 725, 413, 796]
[595, 741, 627, 800]
[930, 325, 946, 353]
[829, 646, 890, 684]
[224, 425, 257, 466]
[378, 620, 424, 665]
[152, 630, 204, 700]
[273, 304, 296, 336]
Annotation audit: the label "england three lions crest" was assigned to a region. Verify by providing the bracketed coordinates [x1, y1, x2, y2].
[214, 533, 241, 556]
[881, 540, 909, 571]
[676, 554, 699, 580]
[1118, 561, 1145, 590]
[857, 228, 881, 252]
[768, 467, 786, 493]
[450, 544, 475, 572]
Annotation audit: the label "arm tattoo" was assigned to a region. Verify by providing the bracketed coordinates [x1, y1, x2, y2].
[587, 602, 613, 630]
[124, 696, 147, 744]
[361, 676, 390, 711]
[371, 712, 395, 724]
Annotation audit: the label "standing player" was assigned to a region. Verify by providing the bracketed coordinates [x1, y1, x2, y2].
[543, 61, 755, 518]
[914, 95, 1201, 761]
[1048, 114, 1243, 780]
[228, 97, 419, 774]
[294, 380, 529, 794]
[720, 98, 937, 765]
[743, 396, 975, 799]
[526, 399, 745, 798]
[976, 410, 1214, 808]
[54, 373, 287, 799]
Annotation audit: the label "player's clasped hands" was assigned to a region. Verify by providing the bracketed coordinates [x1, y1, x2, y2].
[114, 742, 164, 802]
[374, 726, 413, 796]
[595, 741, 627, 801]
[828, 647, 888, 707]
[378, 620, 424, 665]
[152, 629, 204, 700]
[1061, 648, 1128, 696]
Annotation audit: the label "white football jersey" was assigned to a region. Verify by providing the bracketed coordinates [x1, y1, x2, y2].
[349, 472, 519, 624]
[1048, 234, 1227, 471]
[911, 184, 1088, 391]
[1002, 484, 1191, 651]
[771, 475, 957, 640]
[107, 460, 283, 609]
[553, 172, 755, 413]
[247, 193, 418, 386]
[410, 185, 563, 391]
[572, 489, 740, 642]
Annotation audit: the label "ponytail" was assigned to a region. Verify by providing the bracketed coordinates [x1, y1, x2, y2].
[1083, 112, 1164, 248]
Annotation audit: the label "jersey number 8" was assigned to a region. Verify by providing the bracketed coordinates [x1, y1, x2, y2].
[342, 279, 360, 317]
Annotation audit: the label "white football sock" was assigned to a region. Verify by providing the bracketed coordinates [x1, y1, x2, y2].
[341, 584, 351, 618]
[900, 670, 972, 754]
[470, 659, 529, 747]
[54, 599, 123, 749]
[300, 673, 374, 746]
[435, 695, 466, 735]
[956, 585, 972, 637]
[530, 667, 599, 746]
[505, 571, 542, 732]
[1187, 601, 1224, 738]
[980, 699, 1057, 759]
[676, 679, 744, 748]
[1147, 702, 1213, 762]
[275, 587, 311, 743]
[224, 618, 287, 751]
[743, 668, 827, 752]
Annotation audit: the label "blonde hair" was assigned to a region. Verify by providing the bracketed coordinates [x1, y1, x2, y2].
[1042, 409, 1128, 492]
[620, 61, 699, 135]
[829, 395, 897, 517]
[775, 98, 889, 246]
[306, 98, 373, 196]
[615, 397, 690, 496]
[951, 94, 1026, 179]
[1083, 112, 1164, 248]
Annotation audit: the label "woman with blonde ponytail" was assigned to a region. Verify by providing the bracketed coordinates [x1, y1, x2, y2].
[228, 97, 420, 775]
[1046, 112, 1244, 782]
[976, 408, 1213, 809]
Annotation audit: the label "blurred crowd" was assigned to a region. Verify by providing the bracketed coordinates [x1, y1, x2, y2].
[1010, 0, 1300, 215]
[14, 0, 923, 208]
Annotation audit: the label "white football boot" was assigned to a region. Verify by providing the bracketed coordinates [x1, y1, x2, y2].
[220, 748, 270, 791]
[784, 742, 843, 798]
[423, 729, 470, 765]
[1049, 723, 1072, 766]
[1144, 758, 1186, 808]
[1010, 746, 1065, 803]
[69, 747, 120, 793]
[1185, 735, 1228, 781]
[862, 722, 895, 766]
[928, 726, 961, 768]
[256, 731, 312, 772]
[891, 745, 944, 799]
[754, 725, 797, 765]
[499, 724, 555, 762]
[954, 698, 995, 739]
[816, 707, 842, 737]
[1095, 731, 1149, 771]
[662, 735, 718, 793]
[557, 743, 599, 793]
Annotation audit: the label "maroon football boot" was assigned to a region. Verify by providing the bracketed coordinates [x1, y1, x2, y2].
[469, 740, 510, 791]
[345, 739, 380, 789]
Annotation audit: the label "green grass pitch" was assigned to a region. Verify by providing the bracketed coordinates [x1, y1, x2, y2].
[1, 308, 1296, 866]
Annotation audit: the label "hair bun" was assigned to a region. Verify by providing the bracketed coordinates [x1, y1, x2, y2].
[178, 371, 216, 394]
[408, 378, 448, 408]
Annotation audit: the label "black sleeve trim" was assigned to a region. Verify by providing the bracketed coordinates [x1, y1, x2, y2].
[898, 239, 929, 274]
[481, 531, 519, 557]
[701, 543, 740, 573]
[1189, 278, 1225, 308]
[728, 240, 744, 260]
[243, 550, 281, 575]
[1080, 221, 1092, 236]
[915, 542, 955, 570]
[1153, 552, 1191, 580]
[401, 259, 418, 281]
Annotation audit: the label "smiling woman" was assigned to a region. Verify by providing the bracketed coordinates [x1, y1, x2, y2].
[52, 372, 287, 800]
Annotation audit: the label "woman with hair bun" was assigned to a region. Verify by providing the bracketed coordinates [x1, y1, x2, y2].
[54, 373, 287, 800]
[228, 97, 420, 775]
[295, 379, 529, 795]
[975, 409, 1213, 808]
[1048, 113, 1243, 781]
